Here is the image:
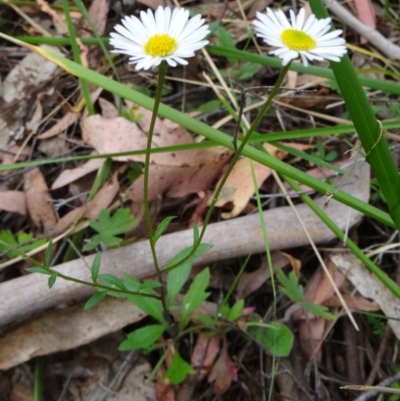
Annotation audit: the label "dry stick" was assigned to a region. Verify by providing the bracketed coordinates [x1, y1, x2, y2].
[0, 163, 369, 330]
[324, 0, 400, 60]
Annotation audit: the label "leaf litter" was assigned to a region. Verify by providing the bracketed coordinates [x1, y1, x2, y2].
[0, 1, 399, 400]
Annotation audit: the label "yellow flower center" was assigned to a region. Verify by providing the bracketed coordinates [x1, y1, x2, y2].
[281, 29, 316, 51]
[144, 34, 178, 57]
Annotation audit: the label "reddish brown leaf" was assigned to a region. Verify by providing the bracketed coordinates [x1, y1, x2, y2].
[208, 340, 237, 395]
[24, 168, 57, 234]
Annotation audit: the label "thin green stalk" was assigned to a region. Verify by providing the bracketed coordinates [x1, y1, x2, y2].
[309, 0, 400, 230]
[61, 0, 94, 115]
[143, 62, 169, 315]
[284, 175, 400, 299]
[164, 64, 291, 272]
[33, 356, 44, 401]
[250, 160, 276, 401]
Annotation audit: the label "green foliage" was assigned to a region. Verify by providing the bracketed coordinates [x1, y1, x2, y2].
[153, 216, 175, 244]
[227, 299, 244, 322]
[84, 291, 107, 310]
[277, 270, 334, 320]
[181, 268, 210, 325]
[314, 140, 338, 163]
[91, 252, 102, 283]
[163, 351, 194, 384]
[83, 208, 136, 251]
[248, 321, 294, 357]
[217, 26, 236, 52]
[119, 324, 166, 351]
[0, 229, 46, 259]
[198, 99, 222, 113]
[127, 162, 143, 183]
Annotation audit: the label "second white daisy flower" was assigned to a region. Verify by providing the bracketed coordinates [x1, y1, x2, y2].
[253, 7, 347, 66]
[110, 6, 210, 70]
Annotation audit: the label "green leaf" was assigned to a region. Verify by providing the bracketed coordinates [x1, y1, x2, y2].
[249, 322, 294, 357]
[181, 268, 210, 322]
[305, 301, 334, 320]
[236, 63, 260, 81]
[91, 252, 102, 283]
[153, 216, 175, 244]
[83, 208, 136, 251]
[48, 274, 57, 288]
[44, 240, 53, 268]
[119, 324, 165, 351]
[26, 267, 52, 275]
[128, 294, 166, 325]
[217, 26, 236, 51]
[196, 313, 216, 328]
[198, 99, 221, 113]
[84, 291, 107, 310]
[163, 351, 194, 384]
[166, 243, 213, 270]
[167, 260, 192, 308]
[122, 275, 141, 292]
[227, 299, 244, 322]
[276, 270, 304, 302]
[98, 274, 126, 290]
[0, 229, 46, 259]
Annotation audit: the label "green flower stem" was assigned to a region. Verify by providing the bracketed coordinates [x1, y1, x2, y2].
[284, 175, 400, 299]
[142, 62, 170, 315]
[309, 0, 400, 230]
[164, 64, 291, 273]
[61, 0, 94, 115]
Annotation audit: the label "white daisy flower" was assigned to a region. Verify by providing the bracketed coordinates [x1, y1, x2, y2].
[253, 7, 347, 66]
[110, 6, 210, 71]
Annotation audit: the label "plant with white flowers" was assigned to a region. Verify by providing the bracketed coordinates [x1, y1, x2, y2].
[253, 7, 347, 66]
[110, 6, 210, 70]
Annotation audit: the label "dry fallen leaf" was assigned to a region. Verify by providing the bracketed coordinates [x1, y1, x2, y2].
[24, 168, 57, 234]
[236, 251, 290, 300]
[81, 108, 231, 201]
[51, 156, 104, 190]
[212, 143, 285, 218]
[52, 170, 119, 235]
[37, 112, 80, 139]
[0, 191, 27, 215]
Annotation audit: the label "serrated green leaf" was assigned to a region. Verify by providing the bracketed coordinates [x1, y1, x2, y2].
[119, 324, 165, 351]
[276, 270, 304, 302]
[305, 301, 334, 320]
[84, 291, 107, 310]
[91, 252, 102, 283]
[217, 26, 236, 50]
[86, 208, 136, 250]
[48, 274, 57, 288]
[249, 322, 294, 357]
[181, 268, 210, 322]
[153, 216, 175, 244]
[228, 299, 244, 322]
[162, 351, 194, 384]
[0, 229, 46, 259]
[128, 294, 166, 325]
